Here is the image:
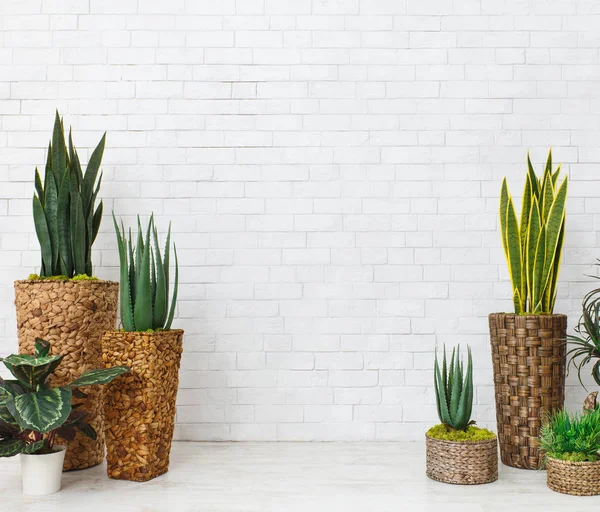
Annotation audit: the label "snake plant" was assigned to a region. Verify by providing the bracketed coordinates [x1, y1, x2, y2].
[0, 339, 128, 457]
[434, 345, 474, 432]
[500, 150, 568, 314]
[33, 111, 106, 278]
[113, 213, 178, 332]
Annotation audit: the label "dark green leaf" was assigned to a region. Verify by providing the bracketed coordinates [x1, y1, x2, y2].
[69, 366, 129, 388]
[0, 439, 24, 458]
[82, 132, 106, 216]
[34, 338, 51, 358]
[113, 213, 135, 331]
[6, 387, 72, 434]
[22, 439, 46, 455]
[51, 111, 66, 191]
[165, 245, 178, 330]
[33, 195, 53, 277]
[134, 218, 153, 331]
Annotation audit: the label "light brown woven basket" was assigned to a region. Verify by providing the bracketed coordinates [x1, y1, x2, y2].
[489, 313, 566, 469]
[102, 329, 183, 482]
[14, 279, 118, 471]
[547, 457, 600, 496]
[426, 434, 498, 485]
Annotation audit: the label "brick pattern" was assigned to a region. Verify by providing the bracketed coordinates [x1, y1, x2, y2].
[0, 0, 599, 441]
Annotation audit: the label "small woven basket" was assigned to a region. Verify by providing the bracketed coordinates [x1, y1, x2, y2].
[426, 434, 498, 485]
[546, 457, 600, 496]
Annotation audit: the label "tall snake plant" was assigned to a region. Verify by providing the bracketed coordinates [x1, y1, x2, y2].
[434, 345, 474, 431]
[500, 150, 568, 315]
[33, 111, 106, 277]
[113, 213, 178, 332]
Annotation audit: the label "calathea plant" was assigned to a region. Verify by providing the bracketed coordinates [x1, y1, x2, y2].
[434, 345, 474, 432]
[33, 111, 106, 277]
[113, 213, 179, 331]
[0, 339, 128, 456]
[499, 150, 568, 314]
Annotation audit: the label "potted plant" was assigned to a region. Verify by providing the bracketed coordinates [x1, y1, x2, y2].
[567, 263, 600, 387]
[102, 213, 181, 482]
[426, 345, 498, 485]
[0, 339, 128, 495]
[540, 408, 600, 496]
[14, 111, 118, 471]
[489, 150, 568, 469]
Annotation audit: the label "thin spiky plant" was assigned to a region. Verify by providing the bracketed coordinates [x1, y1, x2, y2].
[434, 345, 474, 432]
[113, 213, 178, 332]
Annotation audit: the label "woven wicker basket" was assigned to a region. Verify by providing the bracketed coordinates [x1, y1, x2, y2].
[14, 279, 119, 471]
[489, 313, 566, 470]
[102, 329, 183, 482]
[547, 457, 600, 496]
[426, 434, 498, 485]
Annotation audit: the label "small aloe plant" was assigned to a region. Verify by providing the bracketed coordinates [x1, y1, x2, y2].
[434, 345, 474, 432]
[0, 339, 128, 457]
[113, 213, 178, 332]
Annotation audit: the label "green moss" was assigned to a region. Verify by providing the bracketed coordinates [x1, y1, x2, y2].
[72, 274, 98, 281]
[28, 274, 98, 281]
[548, 452, 599, 463]
[427, 424, 496, 442]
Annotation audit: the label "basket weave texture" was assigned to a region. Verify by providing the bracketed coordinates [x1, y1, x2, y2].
[426, 434, 498, 485]
[547, 457, 600, 496]
[489, 313, 566, 470]
[14, 279, 119, 471]
[102, 329, 183, 482]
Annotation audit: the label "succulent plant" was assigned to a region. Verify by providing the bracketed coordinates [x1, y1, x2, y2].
[567, 266, 600, 388]
[499, 150, 568, 314]
[0, 338, 128, 457]
[113, 213, 178, 332]
[434, 345, 474, 432]
[33, 111, 106, 278]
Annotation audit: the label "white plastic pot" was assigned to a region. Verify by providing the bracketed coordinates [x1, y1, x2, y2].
[21, 446, 66, 496]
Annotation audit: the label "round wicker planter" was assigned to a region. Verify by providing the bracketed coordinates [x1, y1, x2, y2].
[102, 329, 184, 482]
[489, 313, 566, 470]
[14, 279, 119, 471]
[425, 434, 498, 485]
[547, 457, 600, 496]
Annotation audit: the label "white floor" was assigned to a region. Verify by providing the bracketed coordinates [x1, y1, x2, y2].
[1, 442, 597, 511]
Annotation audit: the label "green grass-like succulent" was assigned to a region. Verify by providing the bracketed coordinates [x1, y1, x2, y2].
[540, 408, 600, 465]
[434, 344, 474, 432]
[427, 424, 496, 442]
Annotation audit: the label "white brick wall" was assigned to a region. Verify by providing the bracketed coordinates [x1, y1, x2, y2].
[0, 0, 599, 441]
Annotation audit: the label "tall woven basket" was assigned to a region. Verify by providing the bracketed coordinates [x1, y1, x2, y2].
[489, 313, 567, 469]
[547, 457, 600, 496]
[14, 279, 119, 471]
[102, 329, 183, 482]
[426, 434, 498, 485]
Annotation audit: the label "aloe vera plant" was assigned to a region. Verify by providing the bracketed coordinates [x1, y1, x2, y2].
[33, 111, 106, 278]
[113, 213, 178, 332]
[499, 150, 568, 315]
[434, 345, 474, 432]
[0, 339, 128, 457]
